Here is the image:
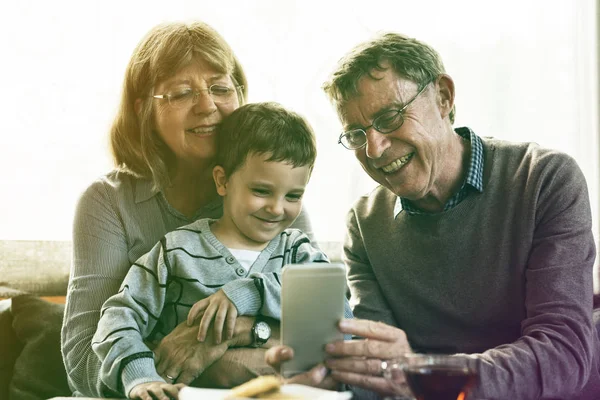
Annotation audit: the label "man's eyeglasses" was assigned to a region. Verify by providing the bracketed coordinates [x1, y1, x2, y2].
[338, 82, 431, 150]
[152, 84, 244, 109]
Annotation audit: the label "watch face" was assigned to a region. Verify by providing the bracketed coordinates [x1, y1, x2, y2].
[256, 321, 271, 340]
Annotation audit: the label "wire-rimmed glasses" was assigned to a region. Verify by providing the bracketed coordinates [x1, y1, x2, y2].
[152, 84, 244, 108]
[338, 82, 431, 150]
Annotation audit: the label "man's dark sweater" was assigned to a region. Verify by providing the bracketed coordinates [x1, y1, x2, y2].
[345, 137, 600, 399]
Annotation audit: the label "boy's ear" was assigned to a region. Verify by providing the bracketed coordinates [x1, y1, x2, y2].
[213, 165, 228, 196]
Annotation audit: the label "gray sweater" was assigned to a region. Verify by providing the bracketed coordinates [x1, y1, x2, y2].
[345, 138, 600, 399]
[92, 218, 352, 396]
[62, 171, 316, 397]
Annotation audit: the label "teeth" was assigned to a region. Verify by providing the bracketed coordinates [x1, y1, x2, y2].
[382, 153, 414, 173]
[187, 126, 216, 134]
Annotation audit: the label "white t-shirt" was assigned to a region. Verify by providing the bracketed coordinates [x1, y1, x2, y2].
[228, 248, 261, 270]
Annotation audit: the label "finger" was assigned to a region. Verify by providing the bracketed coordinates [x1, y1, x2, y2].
[326, 337, 410, 359]
[163, 383, 183, 399]
[265, 346, 294, 370]
[315, 375, 339, 390]
[286, 363, 328, 387]
[338, 319, 406, 342]
[149, 387, 171, 400]
[326, 356, 384, 376]
[162, 371, 179, 384]
[129, 387, 149, 400]
[213, 302, 229, 344]
[136, 391, 152, 400]
[225, 305, 238, 340]
[330, 369, 395, 395]
[155, 355, 168, 376]
[198, 305, 217, 342]
[177, 369, 197, 386]
[187, 299, 209, 326]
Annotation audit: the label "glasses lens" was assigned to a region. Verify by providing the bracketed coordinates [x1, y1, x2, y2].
[167, 88, 195, 109]
[209, 85, 237, 104]
[374, 110, 403, 133]
[341, 129, 366, 149]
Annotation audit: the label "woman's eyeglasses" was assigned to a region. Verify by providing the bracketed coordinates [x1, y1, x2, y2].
[152, 84, 243, 108]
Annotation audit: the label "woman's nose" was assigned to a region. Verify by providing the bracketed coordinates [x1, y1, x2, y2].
[192, 91, 217, 115]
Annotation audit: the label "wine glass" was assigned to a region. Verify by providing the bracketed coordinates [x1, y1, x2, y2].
[382, 354, 477, 400]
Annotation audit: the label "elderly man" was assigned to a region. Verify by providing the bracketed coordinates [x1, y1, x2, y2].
[268, 33, 600, 399]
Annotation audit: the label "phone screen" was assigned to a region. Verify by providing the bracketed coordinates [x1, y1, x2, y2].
[280, 263, 346, 378]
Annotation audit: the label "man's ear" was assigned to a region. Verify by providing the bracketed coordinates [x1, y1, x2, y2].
[435, 74, 455, 120]
[213, 165, 228, 196]
[134, 98, 143, 116]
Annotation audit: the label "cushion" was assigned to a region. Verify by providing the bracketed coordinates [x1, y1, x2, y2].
[9, 294, 71, 400]
[0, 299, 22, 400]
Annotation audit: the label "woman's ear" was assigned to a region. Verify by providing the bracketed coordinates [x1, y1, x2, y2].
[435, 74, 455, 120]
[213, 165, 228, 196]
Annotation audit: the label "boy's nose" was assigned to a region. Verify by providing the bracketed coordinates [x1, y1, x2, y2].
[265, 198, 284, 216]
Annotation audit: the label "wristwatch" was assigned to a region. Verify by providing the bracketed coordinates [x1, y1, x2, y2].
[251, 317, 271, 348]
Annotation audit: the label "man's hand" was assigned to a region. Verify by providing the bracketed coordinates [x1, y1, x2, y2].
[129, 381, 185, 400]
[324, 318, 412, 396]
[187, 289, 238, 344]
[264, 346, 338, 390]
[154, 320, 229, 385]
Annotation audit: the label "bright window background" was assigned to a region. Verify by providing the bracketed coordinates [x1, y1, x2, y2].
[1, 0, 598, 289]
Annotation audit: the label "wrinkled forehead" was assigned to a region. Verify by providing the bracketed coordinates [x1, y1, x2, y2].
[336, 71, 419, 127]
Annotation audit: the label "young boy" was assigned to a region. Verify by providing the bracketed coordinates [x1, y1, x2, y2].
[92, 102, 352, 399]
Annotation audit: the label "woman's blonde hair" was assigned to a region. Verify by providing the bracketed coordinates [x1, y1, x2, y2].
[110, 21, 248, 190]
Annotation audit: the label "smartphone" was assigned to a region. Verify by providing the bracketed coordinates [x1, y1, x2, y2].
[280, 263, 346, 378]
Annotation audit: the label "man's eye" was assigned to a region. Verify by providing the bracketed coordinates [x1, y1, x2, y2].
[209, 85, 232, 96]
[376, 111, 401, 128]
[346, 130, 365, 145]
[169, 88, 194, 101]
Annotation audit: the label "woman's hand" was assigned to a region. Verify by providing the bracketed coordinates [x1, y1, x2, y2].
[153, 320, 229, 385]
[264, 346, 338, 390]
[187, 289, 238, 344]
[129, 381, 185, 400]
[324, 318, 412, 396]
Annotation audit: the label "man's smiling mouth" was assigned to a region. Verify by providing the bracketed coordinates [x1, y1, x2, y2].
[381, 153, 414, 173]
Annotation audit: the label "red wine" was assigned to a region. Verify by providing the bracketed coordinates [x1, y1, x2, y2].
[404, 365, 476, 400]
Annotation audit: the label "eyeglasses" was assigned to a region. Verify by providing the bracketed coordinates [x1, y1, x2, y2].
[337, 82, 431, 150]
[152, 84, 244, 109]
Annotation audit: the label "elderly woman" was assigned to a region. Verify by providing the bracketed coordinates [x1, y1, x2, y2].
[61, 21, 315, 397]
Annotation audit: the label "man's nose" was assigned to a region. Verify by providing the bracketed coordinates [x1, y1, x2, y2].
[364, 128, 391, 159]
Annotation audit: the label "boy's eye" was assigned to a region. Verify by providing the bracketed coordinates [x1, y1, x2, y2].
[286, 194, 303, 202]
[252, 188, 270, 196]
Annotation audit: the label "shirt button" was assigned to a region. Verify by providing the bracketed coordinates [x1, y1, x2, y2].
[225, 256, 235, 264]
[236, 268, 246, 275]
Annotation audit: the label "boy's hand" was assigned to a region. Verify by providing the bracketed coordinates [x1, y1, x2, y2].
[187, 289, 238, 344]
[129, 381, 184, 400]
